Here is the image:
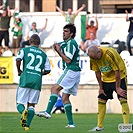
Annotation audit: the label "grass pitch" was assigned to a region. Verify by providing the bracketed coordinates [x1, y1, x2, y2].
[0, 112, 132, 133]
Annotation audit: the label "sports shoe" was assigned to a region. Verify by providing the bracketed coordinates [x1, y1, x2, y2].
[35, 111, 51, 119]
[23, 126, 30, 130]
[66, 124, 75, 128]
[20, 110, 28, 127]
[88, 126, 104, 132]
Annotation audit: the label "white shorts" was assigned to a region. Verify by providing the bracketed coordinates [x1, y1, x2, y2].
[57, 69, 80, 96]
[16, 87, 40, 105]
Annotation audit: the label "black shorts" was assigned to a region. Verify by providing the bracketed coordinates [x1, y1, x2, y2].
[98, 78, 127, 100]
[0, 30, 9, 46]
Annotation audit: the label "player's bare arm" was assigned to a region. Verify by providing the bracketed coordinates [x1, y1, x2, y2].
[16, 59, 22, 76]
[95, 71, 106, 96]
[42, 70, 51, 75]
[115, 70, 127, 97]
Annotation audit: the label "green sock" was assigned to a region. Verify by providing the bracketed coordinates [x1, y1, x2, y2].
[16, 104, 25, 114]
[26, 106, 35, 127]
[64, 103, 74, 125]
[46, 94, 58, 114]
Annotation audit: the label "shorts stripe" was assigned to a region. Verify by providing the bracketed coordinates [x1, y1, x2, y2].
[56, 69, 80, 96]
[57, 69, 68, 84]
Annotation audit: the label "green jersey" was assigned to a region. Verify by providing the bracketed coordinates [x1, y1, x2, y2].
[12, 21, 23, 37]
[16, 46, 51, 91]
[17, 21, 23, 36]
[59, 38, 81, 71]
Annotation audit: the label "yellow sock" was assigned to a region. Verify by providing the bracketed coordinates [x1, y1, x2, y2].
[98, 100, 106, 128]
[120, 100, 130, 124]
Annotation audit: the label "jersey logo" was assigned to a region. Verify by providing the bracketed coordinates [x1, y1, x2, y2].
[99, 66, 112, 72]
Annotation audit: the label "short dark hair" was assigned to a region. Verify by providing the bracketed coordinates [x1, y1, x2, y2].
[29, 34, 40, 45]
[90, 20, 94, 23]
[63, 23, 76, 38]
[32, 22, 36, 25]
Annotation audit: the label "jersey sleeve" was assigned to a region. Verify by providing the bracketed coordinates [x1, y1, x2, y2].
[44, 57, 51, 71]
[106, 49, 120, 71]
[64, 42, 76, 60]
[16, 49, 24, 60]
[90, 58, 99, 72]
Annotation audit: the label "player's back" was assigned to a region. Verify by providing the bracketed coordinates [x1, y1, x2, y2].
[18, 46, 47, 90]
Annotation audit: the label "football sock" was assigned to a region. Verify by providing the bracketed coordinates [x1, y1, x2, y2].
[26, 106, 35, 127]
[98, 100, 106, 128]
[64, 103, 74, 125]
[16, 103, 25, 114]
[120, 99, 130, 124]
[46, 94, 58, 114]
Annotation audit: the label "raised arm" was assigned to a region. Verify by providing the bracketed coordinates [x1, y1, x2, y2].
[7, 6, 11, 17]
[74, 4, 86, 15]
[80, 41, 86, 52]
[80, 41, 88, 52]
[56, 5, 65, 15]
[12, 8, 19, 19]
[40, 18, 48, 31]
[86, 14, 89, 27]
[125, 10, 129, 22]
[94, 14, 98, 29]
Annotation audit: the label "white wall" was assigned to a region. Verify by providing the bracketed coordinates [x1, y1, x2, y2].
[0, 85, 132, 114]
[7, 12, 132, 47]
